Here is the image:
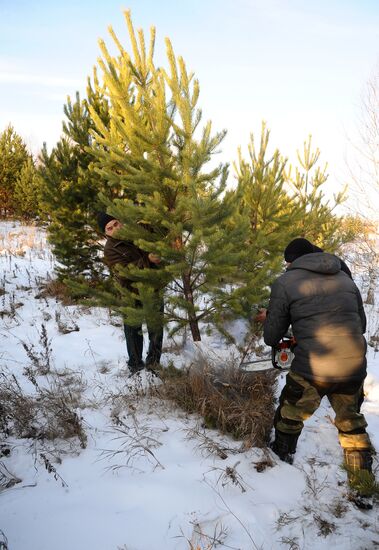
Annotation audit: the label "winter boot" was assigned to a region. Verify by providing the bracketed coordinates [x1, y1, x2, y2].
[145, 361, 161, 377]
[344, 449, 376, 510]
[270, 430, 300, 465]
[128, 362, 145, 376]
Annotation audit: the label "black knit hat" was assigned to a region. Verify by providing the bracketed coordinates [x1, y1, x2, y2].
[284, 238, 316, 263]
[97, 212, 116, 233]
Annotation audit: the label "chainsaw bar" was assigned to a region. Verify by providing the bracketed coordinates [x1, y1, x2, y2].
[239, 359, 275, 372]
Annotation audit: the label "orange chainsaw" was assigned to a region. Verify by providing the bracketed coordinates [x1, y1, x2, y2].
[240, 336, 296, 372]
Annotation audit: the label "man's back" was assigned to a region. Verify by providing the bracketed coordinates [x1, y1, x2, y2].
[264, 252, 367, 383]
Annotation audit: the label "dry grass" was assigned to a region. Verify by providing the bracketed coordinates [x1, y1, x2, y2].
[157, 359, 278, 448]
[0, 461, 22, 491]
[0, 529, 9, 550]
[100, 413, 164, 473]
[35, 279, 76, 306]
[0, 372, 36, 438]
[0, 368, 87, 448]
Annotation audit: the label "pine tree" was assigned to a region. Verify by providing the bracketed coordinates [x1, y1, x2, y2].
[0, 125, 30, 216]
[286, 135, 347, 250]
[231, 123, 302, 315]
[39, 82, 110, 278]
[87, 11, 245, 341]
[13, 157, 41, 219]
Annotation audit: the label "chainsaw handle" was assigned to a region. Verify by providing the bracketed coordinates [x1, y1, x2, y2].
[271, 337, 296, 369]
[271, 347, 281, 369]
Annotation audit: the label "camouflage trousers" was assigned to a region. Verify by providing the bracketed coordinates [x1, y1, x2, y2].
[274, 370, 372, 451]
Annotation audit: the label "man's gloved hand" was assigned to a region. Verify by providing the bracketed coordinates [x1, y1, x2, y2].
[254, 308, 267, 323]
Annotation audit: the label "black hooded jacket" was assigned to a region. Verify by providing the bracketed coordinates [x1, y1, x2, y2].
[264, 252, 367, 383]
[103, 237, 152, 292]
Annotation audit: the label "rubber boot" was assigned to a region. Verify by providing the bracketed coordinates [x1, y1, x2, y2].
[344, 449, 375, 510]
[270, 430, 300, 465]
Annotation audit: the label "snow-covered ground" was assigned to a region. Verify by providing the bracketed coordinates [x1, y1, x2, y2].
[0, 222, 378, 550]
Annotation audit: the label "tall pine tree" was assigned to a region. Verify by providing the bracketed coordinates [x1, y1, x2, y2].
[231, 123, 302, 315]
[286, 135, 347, 250]
[0, 125, 30, 217]
[87, 11, 245, 341]
[39, 81, 110, 278]
[13, 156, 41, 219]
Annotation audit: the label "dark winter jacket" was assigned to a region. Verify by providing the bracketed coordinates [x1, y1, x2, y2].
[104, 237, 152, 292]
[339, 258, 352, 279]
[264, 252, 367, 383]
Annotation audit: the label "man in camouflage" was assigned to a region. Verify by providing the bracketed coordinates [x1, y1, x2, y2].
[258, 238, 375, 508]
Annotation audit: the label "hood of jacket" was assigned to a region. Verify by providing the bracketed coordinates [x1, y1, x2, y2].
[288, 252, 341, 275]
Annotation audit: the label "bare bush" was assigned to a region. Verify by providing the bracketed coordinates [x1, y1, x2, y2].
[313, 514, 337, 537]
[21, 323, 52, 375]
[157, 359, 278, 448]
[276, 511, 301, 529]
[184, 425, 234, 460]
[0, 372, 36, 438]
[0, 368, 87, 449]
[327, 499, 348, 519]
[252, 449, 275, 472]
[206, 461, 248, 493]
[36, 385, 87, 448]
[277, 537, 300, 550]
[100, 414, 164, 472]
[0, 461, 22, 491]
[176, 519, 232, 550]
[39, 453, 68, 488]
[55, 311, 79, 334]
[0, 290, 23, 320]
[0, 529, 9, 550]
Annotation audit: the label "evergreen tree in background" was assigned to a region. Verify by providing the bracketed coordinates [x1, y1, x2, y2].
[13, 156, 41, 219]
[0, 125, 30, 216]
[87, 11, 245, 341]
[286, 136, 347, 250]
[39, 81, 110, 278]
[232, 123, 302, 316]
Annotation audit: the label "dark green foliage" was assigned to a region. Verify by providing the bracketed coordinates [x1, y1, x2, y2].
[41, 12, 358, 344]
[232, 126, 354, 320]
[286, 135, 347, 250]
[87, 12, 246, 340]
[38, 81, 110, 278]
[0, 125, 31, 216]
[14, 157, 41, 219]
[232, 123, 302, 317]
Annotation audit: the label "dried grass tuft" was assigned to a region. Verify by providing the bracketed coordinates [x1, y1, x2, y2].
[0, 461, 22, 491]
[0, 369, 87, 448]
[35, 279, 76, 305]
[0, 528, 9, 550]
[157, 358, 278, 448]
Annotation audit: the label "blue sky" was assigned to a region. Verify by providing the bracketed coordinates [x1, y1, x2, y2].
[1, 0, 379, 191]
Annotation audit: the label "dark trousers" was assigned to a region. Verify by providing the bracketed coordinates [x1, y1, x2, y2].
[274, 370, 372, 451]
[123, 322, 163, 368]
[123, 299, 164, 369]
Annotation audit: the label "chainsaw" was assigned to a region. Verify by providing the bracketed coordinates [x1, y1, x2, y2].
[239, 336, 296, 373]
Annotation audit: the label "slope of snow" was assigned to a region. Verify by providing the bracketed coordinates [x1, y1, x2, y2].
[0, 222, 378, 550]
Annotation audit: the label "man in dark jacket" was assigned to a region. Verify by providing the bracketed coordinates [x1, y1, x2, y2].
[284, 237, 353, 278]
[98, 212, 163, 375]
[260, 238, 375, 506]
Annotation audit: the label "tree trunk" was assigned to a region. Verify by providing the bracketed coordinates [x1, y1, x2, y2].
[182, 272, 201, 341]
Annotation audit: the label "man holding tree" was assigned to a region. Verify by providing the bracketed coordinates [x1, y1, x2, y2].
[97, 212, 163, 375]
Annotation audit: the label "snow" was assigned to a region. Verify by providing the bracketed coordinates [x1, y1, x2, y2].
[0, 222, 379, 550]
